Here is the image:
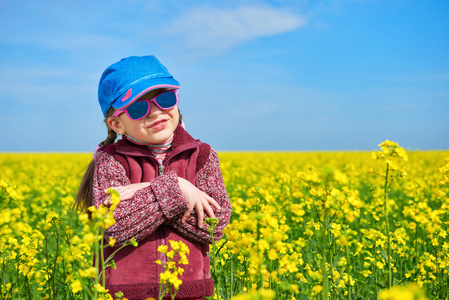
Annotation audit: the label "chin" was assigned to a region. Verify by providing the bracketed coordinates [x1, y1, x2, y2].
[150, 131, 173, 143]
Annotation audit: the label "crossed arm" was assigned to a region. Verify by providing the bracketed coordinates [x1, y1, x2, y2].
[105, 177, 220, 228]
[92, 150, 232, 245]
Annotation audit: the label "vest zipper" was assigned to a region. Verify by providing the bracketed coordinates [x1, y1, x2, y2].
[152, 141, 201, 275]
[158, 165, 165, 176]
[157, 163, 166, 275]
[156, 140, 200, 177]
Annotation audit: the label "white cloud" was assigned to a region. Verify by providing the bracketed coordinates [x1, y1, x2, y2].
[160, 5, 307, 53]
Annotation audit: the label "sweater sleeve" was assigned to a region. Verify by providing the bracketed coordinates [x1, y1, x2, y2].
[92, 151, 189, 245]
[167, 148, 232, 244]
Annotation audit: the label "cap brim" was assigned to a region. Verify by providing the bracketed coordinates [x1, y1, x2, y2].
[111, 77, 180, 110]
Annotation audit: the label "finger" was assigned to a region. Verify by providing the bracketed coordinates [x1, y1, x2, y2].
[202, 200, 216, 219]
[196, 203, 205, 228]
[207, 197, 221, 211]
[182, 206, 193, 223]
[103, 197, 112, 205]
[119, 192, 131, 201]
[203, 192, 221, 210]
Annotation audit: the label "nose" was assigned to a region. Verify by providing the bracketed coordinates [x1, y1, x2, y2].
[147, 101, 163, 117]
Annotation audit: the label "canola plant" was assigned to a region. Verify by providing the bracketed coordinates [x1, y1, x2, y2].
[0, 142, 448, 299]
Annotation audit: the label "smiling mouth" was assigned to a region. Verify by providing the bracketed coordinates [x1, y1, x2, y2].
[150, 119, 168, 130]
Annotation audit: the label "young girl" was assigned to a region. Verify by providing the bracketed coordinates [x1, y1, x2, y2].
[75, 55, 232, 300]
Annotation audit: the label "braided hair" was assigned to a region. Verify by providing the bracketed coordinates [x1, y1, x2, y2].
[74, 107, 183, 216]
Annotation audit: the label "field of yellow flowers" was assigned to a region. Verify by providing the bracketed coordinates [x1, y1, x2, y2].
[1, 141, 448, 300]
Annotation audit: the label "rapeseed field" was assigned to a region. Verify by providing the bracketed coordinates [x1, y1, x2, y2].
[1, 141, 448, 299]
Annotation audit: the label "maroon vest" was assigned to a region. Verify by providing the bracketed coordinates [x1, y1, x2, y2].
[100, 126, 214, 299]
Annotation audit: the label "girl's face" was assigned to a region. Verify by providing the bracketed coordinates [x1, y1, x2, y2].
[108, 89, 179, 144]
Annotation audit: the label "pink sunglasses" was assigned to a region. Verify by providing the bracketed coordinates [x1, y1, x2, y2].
[113, 89, 178, 120]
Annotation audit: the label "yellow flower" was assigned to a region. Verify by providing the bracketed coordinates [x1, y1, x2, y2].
[85, 267, 97, 278]
[157, 245, 168, 254]
[169, 276, 183, 289]
[94, 283, 108, 293]
[156, 240, 190, 298]
[45, 211, 60, 224]
[108, 237, 116, 247]
[71, 280, 82, 294]
[376, 261, 385, 269]
[379, 284, 427, 300]
[179, 255, 189, 265]
[339, 235, 348, 247]
[169, 240, 181, 251]
[78, 212, 89, 222]
[159, 270, 171, 282]
[166, 250, 175, 259]
[268, 248, 278, 260]
[102, 214, 116, 229]
[83, 232, 97, 245]
[395, 147, 408, 161]
[408, 222, 416, 230]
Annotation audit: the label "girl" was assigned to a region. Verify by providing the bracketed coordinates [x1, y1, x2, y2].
[75, 55, 232, 300]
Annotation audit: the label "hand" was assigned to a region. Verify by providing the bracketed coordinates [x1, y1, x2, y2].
[177, 177, 221, 228]
[103, 182, 151, 204]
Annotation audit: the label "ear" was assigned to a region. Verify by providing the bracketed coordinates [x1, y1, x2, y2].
[107, 116, 126, 136]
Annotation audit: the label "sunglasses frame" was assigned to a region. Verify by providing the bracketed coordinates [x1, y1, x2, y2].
[112, 89, 178, 120]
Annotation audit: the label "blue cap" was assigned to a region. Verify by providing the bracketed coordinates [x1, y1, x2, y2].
[98, 55, 180, 117]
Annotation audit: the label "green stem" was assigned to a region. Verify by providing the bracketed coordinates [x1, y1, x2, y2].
[328, 222, 333, 297]
[52, 232, 59, 300]
[322, 213, 329, 300]
[206, 218, 219, 299]
[100, 229, 106, 288]
[374, 240, 378, 297]
[159, 283, 168, 300]
[43, 234, 48, 297]
[158, 280, 164, 300]
[346, 246, 351, 300]
[93, 225, 100, 299]
[211, 235, 217, 299]
[103, 241, 131, 267]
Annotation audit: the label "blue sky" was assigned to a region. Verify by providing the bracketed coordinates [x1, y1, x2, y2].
[1, 0, 448, 152]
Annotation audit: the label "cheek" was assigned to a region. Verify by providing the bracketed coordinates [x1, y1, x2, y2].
[168, 107, 180, 123]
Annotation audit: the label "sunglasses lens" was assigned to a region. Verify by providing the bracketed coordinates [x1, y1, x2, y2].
[156, 91, 177, 108]
[124, 90, 177, 120]
[127, 101, 149, 120]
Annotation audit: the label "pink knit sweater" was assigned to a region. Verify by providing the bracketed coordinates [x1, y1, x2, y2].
[92, 146, 231, 246]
